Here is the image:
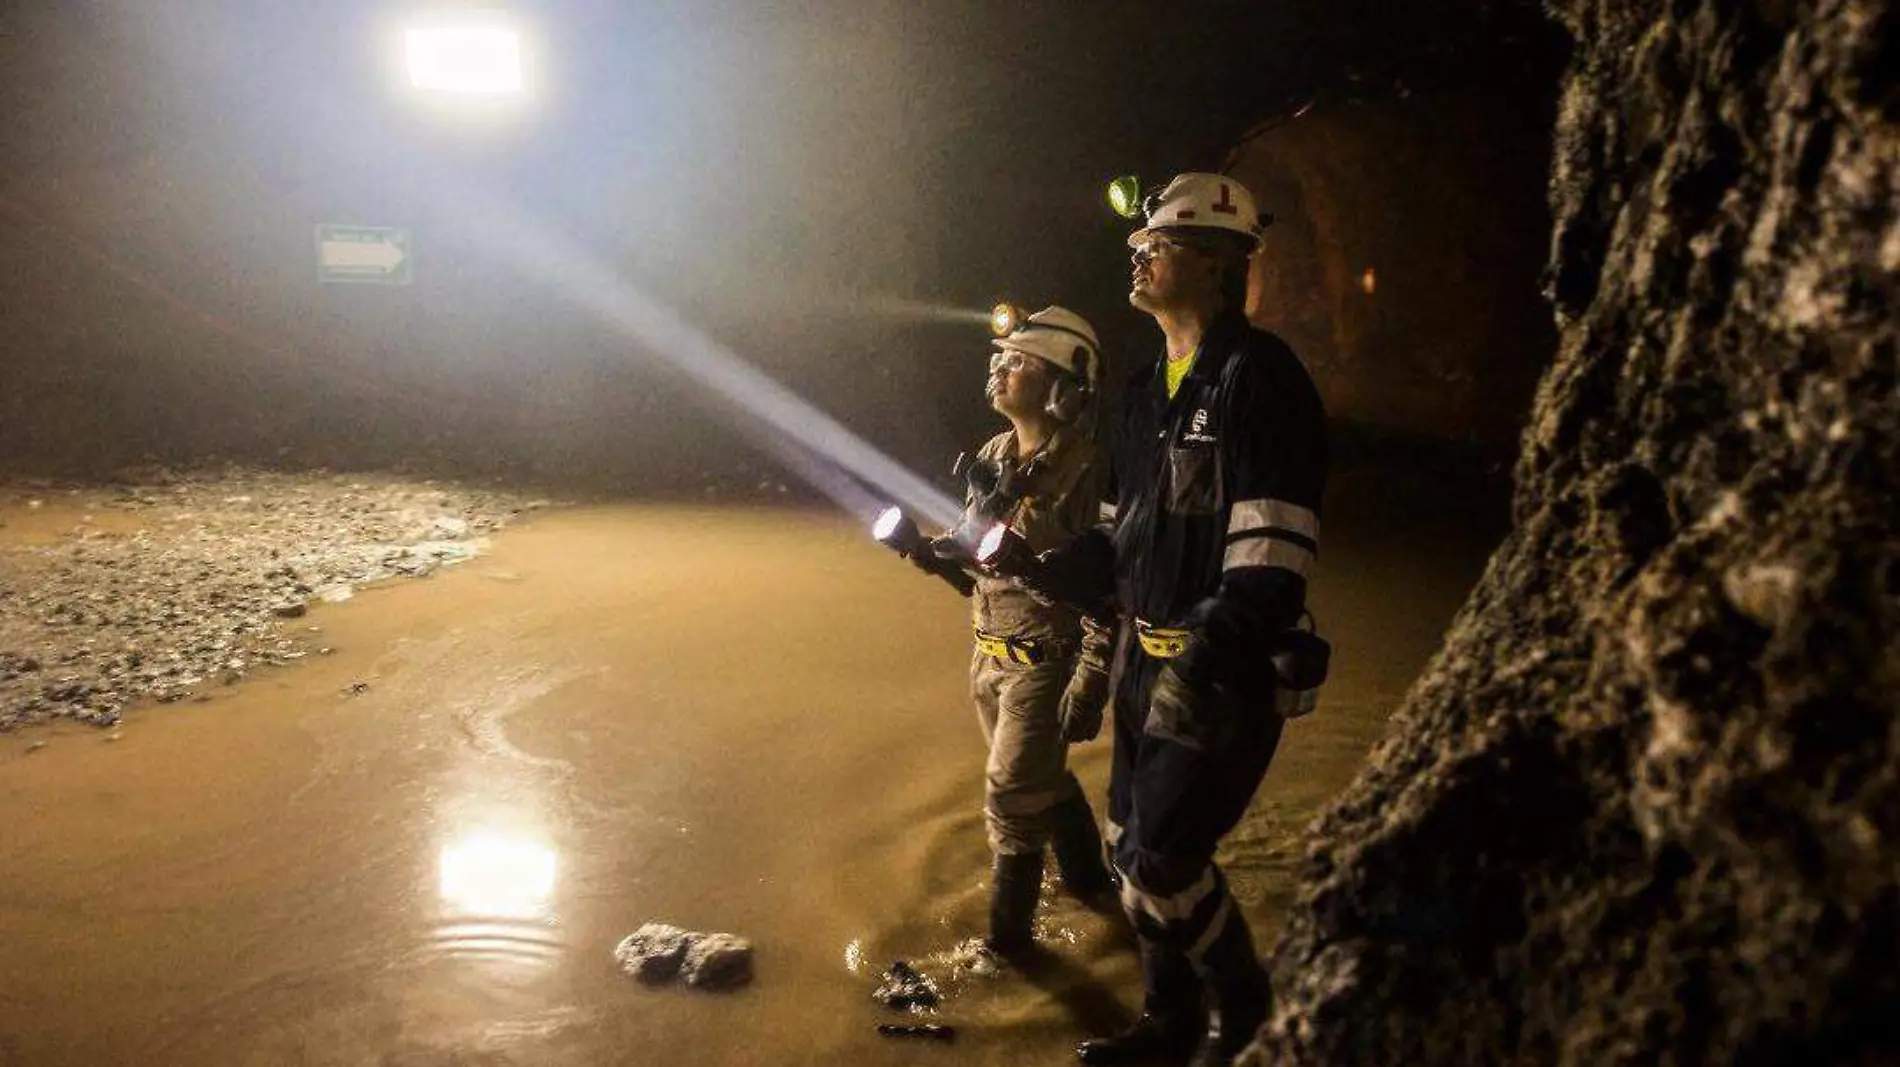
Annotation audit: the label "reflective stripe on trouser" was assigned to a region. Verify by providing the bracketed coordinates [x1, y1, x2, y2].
[1118, 861, 1252, 971]
[971, 647, 1085, 856]
[1107, 646, 1283, 976]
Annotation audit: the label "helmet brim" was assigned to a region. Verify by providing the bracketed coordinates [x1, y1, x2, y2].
[1127, 224, 1263, 251]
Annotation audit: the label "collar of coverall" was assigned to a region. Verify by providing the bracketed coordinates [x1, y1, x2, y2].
[1005, 422, 1078, 479]
[1161, 307, 1251, 394]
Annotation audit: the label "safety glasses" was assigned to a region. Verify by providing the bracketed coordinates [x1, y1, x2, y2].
[1130, 234, 1198, 265]
[988, 350, 1046, 376]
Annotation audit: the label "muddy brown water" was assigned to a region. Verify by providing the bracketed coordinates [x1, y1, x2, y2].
[0, 489, 1493, 1066]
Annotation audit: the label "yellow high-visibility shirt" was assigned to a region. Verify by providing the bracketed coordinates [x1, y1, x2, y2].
[1165, 351, 1197, 399]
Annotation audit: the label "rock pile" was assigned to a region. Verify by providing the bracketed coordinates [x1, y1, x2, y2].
[0, 468, 548, 730]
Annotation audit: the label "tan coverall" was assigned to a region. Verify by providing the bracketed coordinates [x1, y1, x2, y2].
[967, 425, 1108, 857]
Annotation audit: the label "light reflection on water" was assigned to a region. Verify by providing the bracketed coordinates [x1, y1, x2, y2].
[438, 830, 558, 920]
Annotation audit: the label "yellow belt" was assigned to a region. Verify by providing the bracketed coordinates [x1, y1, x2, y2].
[974, 629, 1050, 666]
[1135, 620, 1191, 659]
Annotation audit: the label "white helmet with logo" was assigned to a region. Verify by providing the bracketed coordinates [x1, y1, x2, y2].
[1127, 172, 1270, 250]
[992, 305, 1100, 386]
[992, 306, 1100, 423]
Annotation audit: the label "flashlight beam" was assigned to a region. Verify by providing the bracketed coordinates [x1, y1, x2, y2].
[466, 197, 964, 529]
[106, 1, 964, 531]
[857, 295, 993, 327]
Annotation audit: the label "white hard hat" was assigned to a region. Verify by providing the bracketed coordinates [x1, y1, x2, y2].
[1127, 172, 1268, 250]
[992, 306, 1100, 385]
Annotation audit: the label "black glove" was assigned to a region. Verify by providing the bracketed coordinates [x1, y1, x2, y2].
[1033, 529, 1117, 617]
[1142, 638, 1218, 750]
[1057, 657, 1110, 743]
[908, 535, 957, 573]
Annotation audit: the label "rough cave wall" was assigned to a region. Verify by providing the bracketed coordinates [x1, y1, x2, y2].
[1252, 1, 1898, 1065]
[1229, 93, 1557, 449]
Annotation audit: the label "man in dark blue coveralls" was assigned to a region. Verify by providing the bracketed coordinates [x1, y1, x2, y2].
[1069, 173, 1328, 1067]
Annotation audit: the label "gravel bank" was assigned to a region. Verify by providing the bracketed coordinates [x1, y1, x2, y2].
[0, 469, 553, 730]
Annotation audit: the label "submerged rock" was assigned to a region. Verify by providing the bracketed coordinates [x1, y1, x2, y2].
[872, 960, 940, 1009]
[876, 1023, 955, 1042]
[614, 923, 754, 991]
[613, 923, 696, 983]
[681, 932, 754, 990]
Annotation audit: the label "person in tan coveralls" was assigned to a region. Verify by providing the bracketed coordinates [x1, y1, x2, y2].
[948, 305, 1118, 958]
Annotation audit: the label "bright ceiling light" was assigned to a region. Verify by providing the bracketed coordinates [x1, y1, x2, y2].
[405, 24, 523, 95]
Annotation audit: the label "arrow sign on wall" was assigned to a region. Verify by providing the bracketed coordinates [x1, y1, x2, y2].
[316, 224, 413, 285]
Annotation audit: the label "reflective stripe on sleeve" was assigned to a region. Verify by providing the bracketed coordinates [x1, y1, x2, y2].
[1223, 535, 1316, 577]
[1228, 499, 1318, 543]
[1225, 498, 1318, 576]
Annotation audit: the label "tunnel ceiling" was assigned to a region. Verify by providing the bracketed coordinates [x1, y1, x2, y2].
[0, 0, 1561, 482]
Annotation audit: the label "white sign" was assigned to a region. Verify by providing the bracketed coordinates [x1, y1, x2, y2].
[316, 224, 412, 285]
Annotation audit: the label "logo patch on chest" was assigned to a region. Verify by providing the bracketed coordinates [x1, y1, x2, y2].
[1182, 407, 1218, 445]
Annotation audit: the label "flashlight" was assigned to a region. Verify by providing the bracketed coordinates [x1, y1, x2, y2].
[1106, 175, 1143, 220]
[989, 302, 1025, 338]
[974, 522, 1036, 575]
[874, 506, 976, 597]
[975, 523, 1118, 622]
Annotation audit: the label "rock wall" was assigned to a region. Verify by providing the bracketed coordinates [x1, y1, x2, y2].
[1230, 92, 1557, 449]
[1254, 1, 1899, 1064]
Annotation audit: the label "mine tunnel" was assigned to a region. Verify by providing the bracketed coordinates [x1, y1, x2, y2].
[1, 1, 1893, 1065]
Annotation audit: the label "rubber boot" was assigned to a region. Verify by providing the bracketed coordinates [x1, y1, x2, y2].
[984, 851, 1045, 958]
[1075, 938, 1204, 1064]
[1187, 909, 1271, 1067]
[1047, 791, 1116, 900]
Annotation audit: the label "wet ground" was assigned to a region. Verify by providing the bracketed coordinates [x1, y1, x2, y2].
[0, 471, 1498, 1066]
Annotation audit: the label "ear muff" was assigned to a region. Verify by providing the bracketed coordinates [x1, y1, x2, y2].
[1043, 344, 1096, 424]
[1044, 377, 1087, 423]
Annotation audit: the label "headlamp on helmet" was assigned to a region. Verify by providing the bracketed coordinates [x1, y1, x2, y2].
[986, 305, 1103, 425]
[1122, 172, 1274, 250]
[990, 307, 1100, 385]
[989, 302, 1026, 338]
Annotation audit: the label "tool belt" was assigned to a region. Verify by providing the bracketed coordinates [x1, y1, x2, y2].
[1136, 618, 1331, 719]
[1134, 620, 1192, 660]
[974, 628, 1066, 666]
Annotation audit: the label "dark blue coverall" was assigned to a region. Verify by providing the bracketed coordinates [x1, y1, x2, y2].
[1100, 308, 1328, 1044]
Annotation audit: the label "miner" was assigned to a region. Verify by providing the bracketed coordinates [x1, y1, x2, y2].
[1071, 174, 1329, 1066]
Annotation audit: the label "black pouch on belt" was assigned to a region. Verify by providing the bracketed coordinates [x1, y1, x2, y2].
[1269, 624, 1331, 719]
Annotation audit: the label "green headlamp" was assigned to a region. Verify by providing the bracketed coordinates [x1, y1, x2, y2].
[1106, 175, 1143, 220]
